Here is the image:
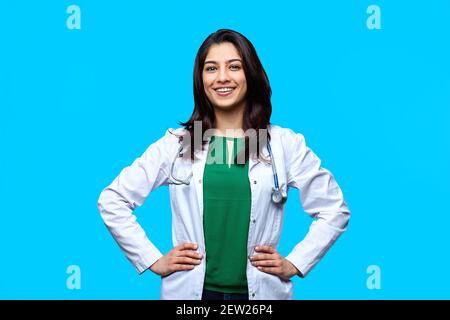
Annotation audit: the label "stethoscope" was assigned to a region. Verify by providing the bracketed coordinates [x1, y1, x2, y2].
[169, 140, 287, 205]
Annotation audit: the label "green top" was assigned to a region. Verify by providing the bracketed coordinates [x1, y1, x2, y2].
[202, 135, 251, 294]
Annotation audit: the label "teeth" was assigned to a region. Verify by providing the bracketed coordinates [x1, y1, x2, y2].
[216, 88, 234, 92]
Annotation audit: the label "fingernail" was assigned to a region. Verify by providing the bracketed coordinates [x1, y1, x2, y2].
[255, 246, 260, 250]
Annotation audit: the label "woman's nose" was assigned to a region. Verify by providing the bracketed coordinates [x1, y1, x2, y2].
[217, 67, 230, 82]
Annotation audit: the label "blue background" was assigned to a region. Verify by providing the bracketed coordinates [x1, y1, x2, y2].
[1, 1, 449, 299]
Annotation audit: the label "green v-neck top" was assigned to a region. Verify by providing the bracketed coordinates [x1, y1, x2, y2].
[202, 135, 251, 294]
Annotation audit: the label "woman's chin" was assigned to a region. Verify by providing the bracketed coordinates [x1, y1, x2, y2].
[211, 100, 246, 112]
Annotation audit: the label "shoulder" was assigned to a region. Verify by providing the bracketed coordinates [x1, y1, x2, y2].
[268, 124, 310, 165]
[143, 127, 186, 156]
[268, 124, 306, 144]
[164, 127, 187, 140]
[159, 127, 187, 148]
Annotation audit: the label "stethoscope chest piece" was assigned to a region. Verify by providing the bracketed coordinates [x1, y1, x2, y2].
[271, 188, 287, 205]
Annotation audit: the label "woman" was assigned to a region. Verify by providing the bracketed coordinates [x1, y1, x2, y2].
[97, 29, 350, 300]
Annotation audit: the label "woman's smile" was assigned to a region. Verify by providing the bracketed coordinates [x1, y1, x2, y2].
[214, 86, 236, 97]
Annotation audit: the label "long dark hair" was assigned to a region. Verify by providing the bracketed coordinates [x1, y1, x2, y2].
[179, 29, 272, 161]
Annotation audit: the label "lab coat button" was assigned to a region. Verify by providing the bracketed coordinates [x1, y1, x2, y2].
[199, 179, 202, 184]
[252, 293, 256, 297]
[253, 180, 257, 184]
[252, 219, 256, 223]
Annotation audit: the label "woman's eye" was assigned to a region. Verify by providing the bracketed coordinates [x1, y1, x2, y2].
[230, 65, 241, 70]
[205, 66, 216, 72]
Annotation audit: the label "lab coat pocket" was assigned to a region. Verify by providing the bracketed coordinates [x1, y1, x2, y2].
[160, 270, 190, 300]
[258, 271, 293, 300]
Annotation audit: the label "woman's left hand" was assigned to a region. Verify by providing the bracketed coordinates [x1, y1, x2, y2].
[250, 245, 300, 280]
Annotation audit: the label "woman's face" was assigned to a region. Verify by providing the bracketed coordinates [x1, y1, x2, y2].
[202, 42, 247, 112]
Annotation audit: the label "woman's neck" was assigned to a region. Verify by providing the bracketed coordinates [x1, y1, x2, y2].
[214, 103, 245, 138]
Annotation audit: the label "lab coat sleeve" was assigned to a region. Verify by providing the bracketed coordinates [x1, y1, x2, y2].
[97, 129, 173, 274]
[282, 129, 350, 278]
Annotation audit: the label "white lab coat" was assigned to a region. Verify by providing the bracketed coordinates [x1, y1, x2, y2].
[97, 124, 350, 300]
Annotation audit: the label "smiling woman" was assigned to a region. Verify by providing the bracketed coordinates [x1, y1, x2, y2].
[181, 29, 272, 161]
[97, 29, 350, 301]
[203, 44, 247, 107]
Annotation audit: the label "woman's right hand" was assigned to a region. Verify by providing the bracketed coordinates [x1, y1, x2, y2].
[149, 243, 203, 277]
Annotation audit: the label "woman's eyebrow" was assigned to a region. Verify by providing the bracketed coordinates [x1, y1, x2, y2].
[204, 58, 242, 65]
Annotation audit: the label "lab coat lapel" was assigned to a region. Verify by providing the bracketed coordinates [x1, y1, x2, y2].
[248, 155, 260, 173]
[248, 143, 270, 173]
[192, 141, 210, 217]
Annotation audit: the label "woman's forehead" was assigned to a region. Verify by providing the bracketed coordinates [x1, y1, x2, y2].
[205, 42, 241, 61]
